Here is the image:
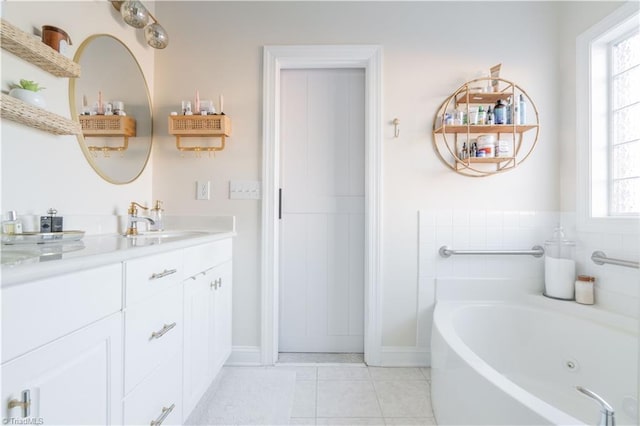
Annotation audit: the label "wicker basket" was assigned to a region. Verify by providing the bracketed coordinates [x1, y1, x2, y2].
[1, 19, 80, 78]
[168, 115, 231, 136]
[80, 116, 136, 137]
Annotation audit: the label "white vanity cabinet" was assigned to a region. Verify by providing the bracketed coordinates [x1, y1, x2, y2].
[1, 232, 234, 426]
[182, 239, 233, 420]
[1, 265, 123, 425]
[122, 250, 185, 424]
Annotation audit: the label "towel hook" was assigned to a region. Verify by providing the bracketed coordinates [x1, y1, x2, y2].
[392, 118, 400, 138]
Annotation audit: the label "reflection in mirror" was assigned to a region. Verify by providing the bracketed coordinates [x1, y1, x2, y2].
[70, 34, 152, 184]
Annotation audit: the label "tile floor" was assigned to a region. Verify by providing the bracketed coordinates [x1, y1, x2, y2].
[194, 365, 437, 425]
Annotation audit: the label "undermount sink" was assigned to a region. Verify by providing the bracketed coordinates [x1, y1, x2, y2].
[121, 230, 210, 246]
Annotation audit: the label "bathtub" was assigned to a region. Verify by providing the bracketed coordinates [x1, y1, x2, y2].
[431, 279, 638, 425]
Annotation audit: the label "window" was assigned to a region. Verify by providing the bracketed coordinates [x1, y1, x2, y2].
[610, 30, 640, 215]
[577, 3, 640, 232]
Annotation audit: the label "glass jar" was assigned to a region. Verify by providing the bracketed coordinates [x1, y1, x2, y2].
[543, 226, 576, 300]
[575, 275, 595, 305]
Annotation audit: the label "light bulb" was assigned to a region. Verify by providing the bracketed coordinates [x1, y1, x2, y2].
[144, 22, 169, 49]
[121, 1, 149, 29]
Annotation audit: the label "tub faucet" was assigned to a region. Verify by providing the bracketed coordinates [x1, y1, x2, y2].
[125, 201, 155, 236]
[576, 386, 615, 426]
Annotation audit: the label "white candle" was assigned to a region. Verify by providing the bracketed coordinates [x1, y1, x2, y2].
[219, 94, 224, 114]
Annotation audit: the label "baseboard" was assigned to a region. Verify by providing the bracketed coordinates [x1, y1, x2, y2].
[225, 346, 262, 366]
[226, 345, 430, 367]
[378, 346, 430, 367]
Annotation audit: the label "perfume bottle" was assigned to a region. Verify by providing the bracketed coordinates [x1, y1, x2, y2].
[2, 211, 23, 234]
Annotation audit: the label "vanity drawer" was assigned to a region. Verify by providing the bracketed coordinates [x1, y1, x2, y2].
[124, 250, 183, 306]
[124, 283, 182, 393]
[183, 238, 232, 278]
[124, 350, 182, 426]
[1, 263, 122, 363]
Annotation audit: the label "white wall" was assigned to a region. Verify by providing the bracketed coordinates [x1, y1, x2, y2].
[1, 2, 155, 219]
[3, 1, 633, 365]
[152, 1, 564, 354]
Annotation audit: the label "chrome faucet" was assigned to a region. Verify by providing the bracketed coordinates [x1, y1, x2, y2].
[576, 386, 615, 426]
[125, 202, 155, 236]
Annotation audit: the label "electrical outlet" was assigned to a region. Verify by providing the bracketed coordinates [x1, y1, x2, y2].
[196, 181, 210, 200]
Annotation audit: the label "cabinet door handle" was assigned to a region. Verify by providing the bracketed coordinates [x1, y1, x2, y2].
[8, 389, 31, 418]
[150, 403, 175, 426]
[218, 278, 223, 288]
[149, 269, 177, 280]
[150, 322, 177, 340]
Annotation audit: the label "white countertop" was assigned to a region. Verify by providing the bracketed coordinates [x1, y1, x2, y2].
[1, 216, 236, 288]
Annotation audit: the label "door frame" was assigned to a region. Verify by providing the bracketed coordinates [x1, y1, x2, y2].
[261, 45, 383, 365]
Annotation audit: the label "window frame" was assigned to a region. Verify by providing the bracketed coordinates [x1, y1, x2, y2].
[608, 28, 639, 216]
[576, 1, 640, 234]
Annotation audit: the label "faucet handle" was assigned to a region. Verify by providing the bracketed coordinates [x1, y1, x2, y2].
[576, 386, 615, 426]
[128, 201, 148, 215]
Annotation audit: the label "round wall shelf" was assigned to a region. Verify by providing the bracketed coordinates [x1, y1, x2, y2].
[432, 77, 539, 177]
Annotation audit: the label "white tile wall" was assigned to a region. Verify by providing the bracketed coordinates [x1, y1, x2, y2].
[416, 209, 639, 355]
[561, 213, 640, 318]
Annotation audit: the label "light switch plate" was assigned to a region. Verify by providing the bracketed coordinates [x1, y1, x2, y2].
[229, 180, 261, 200]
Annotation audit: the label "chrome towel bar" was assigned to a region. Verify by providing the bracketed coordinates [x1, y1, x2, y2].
[591, 251, 639, 269]
[439, 245, 544, 258]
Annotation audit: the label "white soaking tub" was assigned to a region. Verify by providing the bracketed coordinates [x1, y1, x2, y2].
[431, 279, 638, 425]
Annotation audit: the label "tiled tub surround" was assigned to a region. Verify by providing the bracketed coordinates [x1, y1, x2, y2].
[561, 213, 640, 318]
[418, 209, 638, 335]
[417, 209, 559, 356]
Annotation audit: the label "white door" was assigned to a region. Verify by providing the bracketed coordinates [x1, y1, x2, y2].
[279, 68, 365, 353]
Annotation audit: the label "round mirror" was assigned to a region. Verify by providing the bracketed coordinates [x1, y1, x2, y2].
[69, 35, 152, 184]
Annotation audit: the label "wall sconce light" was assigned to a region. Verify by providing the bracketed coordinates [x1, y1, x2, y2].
[110, 1, 169, 49]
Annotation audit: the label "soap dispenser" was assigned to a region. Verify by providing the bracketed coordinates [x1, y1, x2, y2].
[149, 200, 164, 231]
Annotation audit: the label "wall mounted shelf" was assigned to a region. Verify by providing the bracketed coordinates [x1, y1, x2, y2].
[1, 93, 81, 135]
[433, 124, 538, 134]
[168, 115, 232, 154]
[432, 77, 539, 177]
[80, 115, 136, 154]
[1, 19, 80, 78]
[0, 18, 82, 136]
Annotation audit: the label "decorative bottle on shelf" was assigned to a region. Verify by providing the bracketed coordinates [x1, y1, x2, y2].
[477, 106, 486, 125]
[486, 106, 494, 125]
[494, 99, 507, 124]
[543, 226, 576, 300]
[518, 94, 527, 124]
